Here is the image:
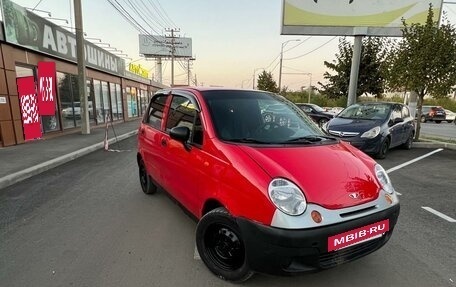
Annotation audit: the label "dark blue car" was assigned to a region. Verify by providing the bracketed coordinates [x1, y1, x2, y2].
[323, 102, 415, 159]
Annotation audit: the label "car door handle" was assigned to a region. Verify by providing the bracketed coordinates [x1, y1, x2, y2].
[161, 138, 167, 147]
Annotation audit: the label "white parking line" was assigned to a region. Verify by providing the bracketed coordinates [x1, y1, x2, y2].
[422, 207, 456, 223]
[386, 148, 443, 174]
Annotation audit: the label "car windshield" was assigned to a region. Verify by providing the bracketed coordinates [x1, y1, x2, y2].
[310, 104, 326, 112]
[203, 90, 326, 144]
[338, 103, 391, 120]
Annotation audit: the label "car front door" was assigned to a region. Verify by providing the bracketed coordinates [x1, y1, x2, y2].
[388, 104, 405, 148]
[160, 92, 207, 215]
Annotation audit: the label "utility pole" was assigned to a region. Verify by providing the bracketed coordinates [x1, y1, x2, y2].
[278, 39, 300, 92]
[187, 57, 195, 85]
[156, 57, 162, 84]
[74, 0, 89, 134]
[165, 28, 180, 87]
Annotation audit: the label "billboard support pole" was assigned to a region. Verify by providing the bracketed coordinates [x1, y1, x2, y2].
[347, 33, 364, 107]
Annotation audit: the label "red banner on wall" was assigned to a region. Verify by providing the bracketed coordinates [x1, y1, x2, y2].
[17, 77, 42, 140]
[37, 61, 56, 115]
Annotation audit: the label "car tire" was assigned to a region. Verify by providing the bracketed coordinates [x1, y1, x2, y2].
[420, 116, 426, 123]
[139, 159, 157, 194]
[402, 132, 414, 150]
[318, 118, 328, 128]
[196, 207, 253, 282]
[435, 120, 442, 124]
[375, 138, 390, 159]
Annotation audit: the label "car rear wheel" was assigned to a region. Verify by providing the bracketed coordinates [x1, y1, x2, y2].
[318, 118, 329, 128]
[435, 120, 442, 124]
[420, 116, 426, 123]
[139, 159, 157, 194]
[375, 138, 390, 159]
[196, 207, 253, 282]
[402, 132, 414, 150]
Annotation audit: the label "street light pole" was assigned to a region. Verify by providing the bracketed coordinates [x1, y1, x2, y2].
[278, 39, 300, 92]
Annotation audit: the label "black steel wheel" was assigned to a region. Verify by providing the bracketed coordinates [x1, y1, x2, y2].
[138, 159, 157, 194]
[196, 207, 253, 282]
[375, 138, 390, 159]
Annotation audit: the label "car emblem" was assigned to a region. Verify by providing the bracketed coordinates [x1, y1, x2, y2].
[349, 192, 360, 199]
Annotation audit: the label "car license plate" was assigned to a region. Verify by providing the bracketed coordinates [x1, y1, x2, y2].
[328, 219, 389, 252]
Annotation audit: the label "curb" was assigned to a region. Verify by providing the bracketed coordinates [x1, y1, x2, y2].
[0, 130, 138, 191]
[413, 140, 456, 150]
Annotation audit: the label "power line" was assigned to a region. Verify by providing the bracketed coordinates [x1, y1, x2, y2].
[284, 36, 337, 61]
[32, 0, 44, 10]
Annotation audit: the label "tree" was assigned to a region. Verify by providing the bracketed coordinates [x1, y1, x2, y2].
[257, 71, 279, 93]
[318, 37, 391, 99]
[386, 6, 456, 140]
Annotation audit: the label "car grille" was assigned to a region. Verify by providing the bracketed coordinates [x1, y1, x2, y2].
[318, 235, 387, 269]
[328, 130, 359, 138]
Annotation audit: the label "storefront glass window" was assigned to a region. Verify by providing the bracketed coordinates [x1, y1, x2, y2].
[116, 84, 123, 120]
[127, 87, 138, 118]
[94, 80, 104, 124]
[101, 81, 110, 122]
[57, 72, 80, 129]
[87, 79, 96, 124]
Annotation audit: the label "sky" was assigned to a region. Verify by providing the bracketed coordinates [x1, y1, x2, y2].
[7, 0, 456, 91]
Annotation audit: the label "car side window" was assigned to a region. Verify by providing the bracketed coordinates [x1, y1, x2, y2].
[146, 94, 169, 129]
[402, 106, 410, 118]
[390, 105, 402, 123]
[166, 95, 203, 146]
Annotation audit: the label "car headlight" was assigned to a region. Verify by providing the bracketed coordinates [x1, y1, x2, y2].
[375, 164, 394, 194]
[361, 126, 381, 139]
[268, 178, 307, 216]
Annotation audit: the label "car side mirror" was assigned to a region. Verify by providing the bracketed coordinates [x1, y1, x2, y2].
[170, 126, 192, 151]
[393, 118, 404, 124]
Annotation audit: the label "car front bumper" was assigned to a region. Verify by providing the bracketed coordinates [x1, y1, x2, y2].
[236, 204, 400, 275]
[337, 135, 384, 155]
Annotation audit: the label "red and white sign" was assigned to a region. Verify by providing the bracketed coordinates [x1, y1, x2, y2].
[37, 61, 56, 115]
[328, 219, 389, 252]
[17, 76, 42, 140]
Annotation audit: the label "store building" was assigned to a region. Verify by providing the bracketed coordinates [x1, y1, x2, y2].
[0, 0, 165, 147]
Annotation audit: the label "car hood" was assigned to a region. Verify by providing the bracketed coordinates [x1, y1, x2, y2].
[238, 143, 380, 209]
[328, 117, 382, 132]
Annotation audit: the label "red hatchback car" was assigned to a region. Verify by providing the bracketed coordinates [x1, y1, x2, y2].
[137, 87, 400, 282]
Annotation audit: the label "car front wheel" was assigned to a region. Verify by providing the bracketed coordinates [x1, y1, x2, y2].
[375, 138, 390, 159]
[196, 207, 253, 282]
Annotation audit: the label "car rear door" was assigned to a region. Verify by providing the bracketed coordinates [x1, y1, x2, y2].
[138, 92, 170, 187]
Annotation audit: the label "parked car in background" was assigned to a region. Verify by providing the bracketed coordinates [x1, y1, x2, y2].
[327, 106, 344, 115]
[420, 106, 446, 123]
[444, 109, 455, 123]
[137, 88, 400, 282]
[295, 103, 335, 127]
[324, 102, 415, 159]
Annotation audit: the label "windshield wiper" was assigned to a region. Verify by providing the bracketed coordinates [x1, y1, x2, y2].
[228, 138, 270, 144]
[285, 135, 337, 143]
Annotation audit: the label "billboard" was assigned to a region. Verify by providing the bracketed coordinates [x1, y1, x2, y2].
[282, 0, 444, 36]
[1, 0, 125, 76]
[139, 35, 192, 58]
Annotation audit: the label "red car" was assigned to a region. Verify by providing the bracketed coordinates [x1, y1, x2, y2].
[137, 87, 400, 282]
